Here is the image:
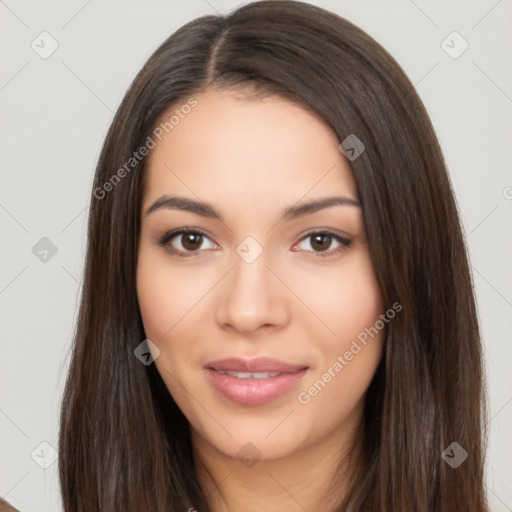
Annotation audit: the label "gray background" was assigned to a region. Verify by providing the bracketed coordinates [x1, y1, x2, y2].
[0, 1, 511, 510]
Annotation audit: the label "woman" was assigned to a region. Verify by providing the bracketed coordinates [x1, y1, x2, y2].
[58, 1, 488, 510]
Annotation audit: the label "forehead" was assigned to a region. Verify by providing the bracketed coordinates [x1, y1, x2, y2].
[143, 88, 358, 213]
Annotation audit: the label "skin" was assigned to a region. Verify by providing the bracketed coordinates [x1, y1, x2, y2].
[136, 88, 386, 511]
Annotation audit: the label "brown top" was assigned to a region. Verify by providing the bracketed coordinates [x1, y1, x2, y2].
[0, 498, 20, 512]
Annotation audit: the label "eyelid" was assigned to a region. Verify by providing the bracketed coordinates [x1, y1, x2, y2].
[292, 229, 352, 257]
[157, 227, 218, 255]
[157, 227, 352, 258]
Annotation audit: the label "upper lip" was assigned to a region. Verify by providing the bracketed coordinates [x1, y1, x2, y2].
[204, 357, 308, 373]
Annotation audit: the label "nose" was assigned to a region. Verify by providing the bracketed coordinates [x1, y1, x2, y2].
[214, 245, 290, 335]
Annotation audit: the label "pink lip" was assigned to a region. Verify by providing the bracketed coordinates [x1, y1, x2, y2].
[204, 357, 309, 406]
[204, 357, 307, 373]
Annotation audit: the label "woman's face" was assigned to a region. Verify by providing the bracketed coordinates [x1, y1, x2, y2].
[137, 88, 385, 463]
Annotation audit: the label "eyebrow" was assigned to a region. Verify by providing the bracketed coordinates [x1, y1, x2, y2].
[144, 194, 361, 221]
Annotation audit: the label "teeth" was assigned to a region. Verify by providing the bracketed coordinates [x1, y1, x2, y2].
[219, 370, 282, 379]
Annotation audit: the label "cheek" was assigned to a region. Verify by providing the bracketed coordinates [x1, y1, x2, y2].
[294, 250, 385, 405]
[136, 257, 201, 402]
[291, 249, 384, 343]
[136, 251, 205, 341]
[136, 259, 174, 341]
[336, 264, 384, 341]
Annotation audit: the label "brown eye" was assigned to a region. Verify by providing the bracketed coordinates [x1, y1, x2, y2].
[158, 229, 217, 258]
[181, 232, 203, 251]
[310, 233, 332, 251]
[294, 230, 352, 257]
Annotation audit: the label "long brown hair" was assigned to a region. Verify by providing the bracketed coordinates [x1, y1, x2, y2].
[58, 1, 488, 510]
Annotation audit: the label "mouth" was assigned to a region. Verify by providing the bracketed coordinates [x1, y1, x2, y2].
[213, 370, 288, 379]
[204, 357, 309, 406]
[204, 356, 308, 373]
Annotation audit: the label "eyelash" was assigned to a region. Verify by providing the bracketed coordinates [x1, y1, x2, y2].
[157, 228, 352, 259]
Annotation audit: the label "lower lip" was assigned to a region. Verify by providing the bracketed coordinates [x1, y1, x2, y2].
[205, 368, 308, 406]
